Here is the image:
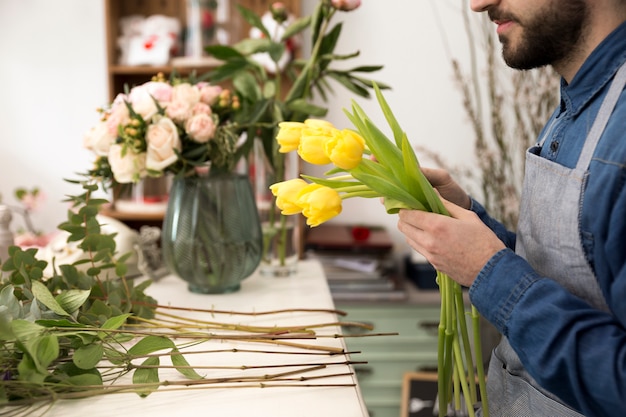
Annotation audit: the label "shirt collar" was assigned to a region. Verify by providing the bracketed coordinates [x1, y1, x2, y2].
[560, 21, 626, 117]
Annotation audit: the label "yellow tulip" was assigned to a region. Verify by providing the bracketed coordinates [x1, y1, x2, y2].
[297, 184, 342, 227]
[269, 178, 308, 215]
[276, 122, 305, 153]
[297, 119, 337, 165]
[325, 128, 365, 170]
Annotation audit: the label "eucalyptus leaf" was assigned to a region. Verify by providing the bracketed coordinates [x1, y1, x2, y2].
[128, 335, 175, 356]
[133, 356, 160, 397]
[0, 285, 21, 319]
[31, 281, 69, 316]
[56, 289, 91, 314]
[73, 343, 103, 370]
[171, 348, 203, 380]
[67, 372, 103, 386]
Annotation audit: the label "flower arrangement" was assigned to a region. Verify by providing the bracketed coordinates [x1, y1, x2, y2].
[83, 72, 243, 188]
[270, 84, 488, 417]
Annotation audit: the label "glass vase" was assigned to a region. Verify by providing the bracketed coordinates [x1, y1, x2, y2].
[161, 168, 263, 294]
[251, 139, 301, 277]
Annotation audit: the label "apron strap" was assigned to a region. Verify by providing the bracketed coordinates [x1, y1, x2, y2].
[577, 61, 626, 169]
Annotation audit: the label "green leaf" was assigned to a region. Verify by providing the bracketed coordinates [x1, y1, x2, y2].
[133, 356, 160, 397]
[233, 71, 262, 101]
[286, 99, 328, 117]
[56, 289, 91, 314]
[374, 82, 404, 148]
[31, 281, 69, 316]
[36, 318, 85, 328]
[73, 343, 103, 370]
[235, 37, 273, 55]
[281, 16, 311, 41]
[236, 4, 270, 38]
[204, 44, 243, 60]
[128, 335, 175, 356]
[171, 348, 203, 380]
[67, 372, 103, 386]
[328, 72, 370, 97]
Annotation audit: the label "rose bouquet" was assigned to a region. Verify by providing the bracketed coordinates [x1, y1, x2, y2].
[83, 72, 243, 189]
[270, 84, 488, 417]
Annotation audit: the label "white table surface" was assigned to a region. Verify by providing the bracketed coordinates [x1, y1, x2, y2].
[32, 260, 369, 417]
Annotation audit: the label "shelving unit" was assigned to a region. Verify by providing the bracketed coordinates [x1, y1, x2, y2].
[103, 0, 301, 101]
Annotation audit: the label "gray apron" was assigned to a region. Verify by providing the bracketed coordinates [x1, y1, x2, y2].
[480, 61, 626, 417]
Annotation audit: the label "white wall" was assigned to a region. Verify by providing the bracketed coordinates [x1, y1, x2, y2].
[0, 0, 108, 233]
[0, 0, 477, 259]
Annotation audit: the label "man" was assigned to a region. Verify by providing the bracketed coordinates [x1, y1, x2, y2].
[397, 0, 626, 416]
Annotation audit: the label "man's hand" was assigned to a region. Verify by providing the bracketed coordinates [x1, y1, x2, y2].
[421, 167, 472, 209]
[398, 198, 505, 287]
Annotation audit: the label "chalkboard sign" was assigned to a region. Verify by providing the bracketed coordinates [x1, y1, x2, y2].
[401, 372, 479, 417]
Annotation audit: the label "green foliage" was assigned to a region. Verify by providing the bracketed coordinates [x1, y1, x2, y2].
[204, 1, 389, 171]
[0, 177, 205, 409]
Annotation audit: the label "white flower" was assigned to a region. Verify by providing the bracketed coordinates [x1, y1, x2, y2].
[83, 121, 115, 156]
[128, 81, 173, 120]
[108, 144, 147, 183]
[146, 116, 181, 171]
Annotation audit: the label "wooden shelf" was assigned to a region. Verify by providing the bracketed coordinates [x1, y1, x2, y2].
[104, 0, 301, 101]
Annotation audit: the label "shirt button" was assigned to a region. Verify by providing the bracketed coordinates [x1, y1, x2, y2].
[550, 140, 560, 152]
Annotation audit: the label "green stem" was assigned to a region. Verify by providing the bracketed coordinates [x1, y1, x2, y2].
[454, 282, 477, 404]
[472, 305, 489, 417]
[278, 213, 287, 266]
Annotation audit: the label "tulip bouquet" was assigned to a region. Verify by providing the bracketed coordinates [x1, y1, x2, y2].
[83, 72, 243, 189]
[270, 84, 488, 417]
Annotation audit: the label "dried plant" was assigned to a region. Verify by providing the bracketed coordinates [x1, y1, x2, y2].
[432, 2, 560, 229]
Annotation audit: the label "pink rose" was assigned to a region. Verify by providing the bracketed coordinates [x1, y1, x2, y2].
[106, 100, 131, 136]
[128, 81, 173, 120]
[192, 102, 212, 116]
[165, 99, 193, 123]
[185, 113, 216, 143]
[108, 144, 147, 183]
[330, 0, 361, 11]
[146, 116, 181, 171]
[199, 84, 223, 106]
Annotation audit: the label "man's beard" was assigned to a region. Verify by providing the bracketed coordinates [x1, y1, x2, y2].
[490, 0, 589, 70]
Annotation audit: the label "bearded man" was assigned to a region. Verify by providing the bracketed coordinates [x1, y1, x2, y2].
[397, 1, 626, 416]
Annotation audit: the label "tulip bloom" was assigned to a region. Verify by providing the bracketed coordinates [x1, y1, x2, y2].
[269, 178, 308, 215]
[296, 184, 342, 227]
[297, 119, 336, 165]
[276, 121, 305, 153]
[325, 128, 365, 170]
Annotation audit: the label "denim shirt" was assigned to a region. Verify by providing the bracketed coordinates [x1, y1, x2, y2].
[468, 22, 626, 417]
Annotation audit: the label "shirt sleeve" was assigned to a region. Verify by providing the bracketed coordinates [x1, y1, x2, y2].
[469, 197, 517, 249]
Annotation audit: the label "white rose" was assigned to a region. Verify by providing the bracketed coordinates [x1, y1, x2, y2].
[185, 113, 216, 143]
[146, 116, 181, 171]
[171, 83, 201, 108]
[108, 144, 147, 183]
[84, 121, 115, 156]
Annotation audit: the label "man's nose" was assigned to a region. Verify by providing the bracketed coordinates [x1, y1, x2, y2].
[470, 0, 499, 12]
